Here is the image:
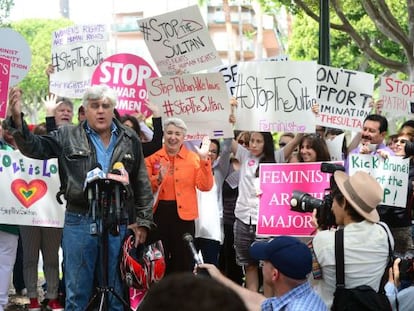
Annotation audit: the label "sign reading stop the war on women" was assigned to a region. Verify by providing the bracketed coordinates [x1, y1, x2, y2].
[0, 28, 31, 86]
[137, 5, 222, 76]
[257, 162, 341, 237]
[234, 60, 317, 133]
[0, 150, 65, 228]
[316, 65, 374, 132]
[0, 57, 11, 118]
[49, 24, 108, 98]
[380, 76, 414, 118]
[146, 72, 233, 140]
[91, 53, 159, 117]
[348, 154, 409, 208]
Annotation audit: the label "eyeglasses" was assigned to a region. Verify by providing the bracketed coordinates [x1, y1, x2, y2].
[89, 101, 112, 110]
[238, 139, 248, 146]
[279, 142, 287, 148]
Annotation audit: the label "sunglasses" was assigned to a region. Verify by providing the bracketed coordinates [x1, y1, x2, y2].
[238, 139, 248, 146]
[396, 139, 408, 144]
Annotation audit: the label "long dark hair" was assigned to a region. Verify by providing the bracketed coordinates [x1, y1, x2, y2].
[297, 134, 331, 162]
[254, 131, 276, 177]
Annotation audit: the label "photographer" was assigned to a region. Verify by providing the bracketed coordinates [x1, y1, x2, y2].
[310, 170, 393, 308]
[385, 258, 414, 311]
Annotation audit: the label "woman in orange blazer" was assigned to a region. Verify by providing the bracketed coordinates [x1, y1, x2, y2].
[145, 117, 213, 274]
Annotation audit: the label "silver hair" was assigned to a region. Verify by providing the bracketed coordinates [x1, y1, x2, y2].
[163, 117, 188, 134]
[82, 84, 117, 108]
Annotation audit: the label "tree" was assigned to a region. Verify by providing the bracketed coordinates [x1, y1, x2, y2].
[11, 18, 73, 124]
[275, 0, 412, 80]
[0, 0, 14, 26]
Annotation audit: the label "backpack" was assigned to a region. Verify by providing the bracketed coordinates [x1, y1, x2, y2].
[331, 227, 392, 311]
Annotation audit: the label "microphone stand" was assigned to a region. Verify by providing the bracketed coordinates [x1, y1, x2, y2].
[85, 179, 131, 311]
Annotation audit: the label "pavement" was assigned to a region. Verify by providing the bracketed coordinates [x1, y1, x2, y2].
[5, 278, 45, 311]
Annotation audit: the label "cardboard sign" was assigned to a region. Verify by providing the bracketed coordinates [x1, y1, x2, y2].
[234, 60, 317, 132]
[91, 53, 159, 117]
[380, 76, 414, 117]
[146, 72, 233, 139]
[348, 154, 409, 207]
[137, 5, 222, 76]
[0, 150, 65, 228]
[0, 28, 31, 86]
[316, 65, 373, 131]
[50, 24, 108, 98]
[257, 162, 339, 237]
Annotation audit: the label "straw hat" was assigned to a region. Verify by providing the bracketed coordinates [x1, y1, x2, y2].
[333, 170, 383, 223]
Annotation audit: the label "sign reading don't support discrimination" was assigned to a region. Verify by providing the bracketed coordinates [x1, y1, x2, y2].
[0, 150, 65, 228]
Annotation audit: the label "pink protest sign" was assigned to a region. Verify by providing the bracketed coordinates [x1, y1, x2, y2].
[0, 57, 11, 118]
[91, 53, 159, 117]
[257, 162, 338, 237]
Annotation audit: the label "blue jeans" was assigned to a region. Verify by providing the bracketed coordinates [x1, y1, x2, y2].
[62, 212, 126, 311]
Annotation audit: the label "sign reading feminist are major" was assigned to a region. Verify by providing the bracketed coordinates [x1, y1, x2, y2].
[380, 76, 414, 117]
[257, 162, 338, 237]
[234, 61, 317, 133]
[137, 5, 222, 76]
[91, 53, 159, 117]
[316, 65, 373, 131]
[0, 150, 65, 228]
[349, 154, 409, 208]
[0, 57, 11, 118]
[146, 72, 233, 140]
[50, 24, 108, 98]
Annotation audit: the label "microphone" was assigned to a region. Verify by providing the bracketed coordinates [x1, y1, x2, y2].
[107, 162, 129, 185]
[83, 164, 105, 190]
[183, 233, 203, 265]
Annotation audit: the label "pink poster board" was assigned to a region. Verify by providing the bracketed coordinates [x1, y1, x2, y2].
[91, 53, 158, 117]
[0, 57, 11, 118]
[257, 162, 338, 237]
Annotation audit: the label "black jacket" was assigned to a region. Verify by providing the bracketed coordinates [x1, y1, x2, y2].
[7, 116, 154, 229]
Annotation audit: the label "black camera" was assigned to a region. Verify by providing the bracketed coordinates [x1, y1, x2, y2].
[290, 162, 345, 230]
[398, 257, 414, 283]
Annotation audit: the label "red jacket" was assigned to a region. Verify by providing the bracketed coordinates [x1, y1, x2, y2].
[145, 145, 213, 220]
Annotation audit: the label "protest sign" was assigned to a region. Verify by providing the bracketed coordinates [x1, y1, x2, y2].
[137, 5, 222, 76]
[0, 28, 31, 86]
[146, 72, 233, 139]
[0, 150, 65, 227]
[380, 76, 414, 117]
[213, 63, 238, 96]
[49, 24, 108, 98]
[257, 162, 339, 237]
[325, 133, 345, 161]
[348, 154, 409, 207]
[91, 53, 159, 117]
[0, 57, 11, 118]
[316, 65, 373, 131]
[234, 60, 317, 133]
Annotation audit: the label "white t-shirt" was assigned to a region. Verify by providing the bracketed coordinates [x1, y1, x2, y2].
[234, 145, 261, 225]
[312, 221, 393, 309]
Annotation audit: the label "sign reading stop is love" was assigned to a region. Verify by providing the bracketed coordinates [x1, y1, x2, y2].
[91, 53, 159, 117]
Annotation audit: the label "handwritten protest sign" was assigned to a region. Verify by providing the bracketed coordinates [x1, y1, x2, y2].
[316, 65, 373, 131]
[0, 150, 65, 227]
[0, 57, 11, 118]
[325, 133, 345, 161]
[0, 28, 31, 86]
[348, 154, 409, 207]
[380, 76, 414, 117]
[213, 63, 238, 96]
[146, 72, 233, 139]
[257, 162, 339, 237]
[137, 5, 222, 76]
[234, 60, 317, 133]
[91, 53, 159, 117]
[49, 24, 108, 98]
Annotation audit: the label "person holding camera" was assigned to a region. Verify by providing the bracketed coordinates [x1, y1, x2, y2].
[310, 170, 394, 309]
[385, 257, 414, 311]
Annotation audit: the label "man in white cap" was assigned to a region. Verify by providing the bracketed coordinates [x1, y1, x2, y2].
[198, 236, 327, 311]
[311, 170, 394, 309]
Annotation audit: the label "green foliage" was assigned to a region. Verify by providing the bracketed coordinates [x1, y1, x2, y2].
[10, 18, 73, 124]
[0, 0, 14, 26]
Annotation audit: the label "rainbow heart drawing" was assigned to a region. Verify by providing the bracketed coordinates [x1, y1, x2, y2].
[11, 179, 48, 208]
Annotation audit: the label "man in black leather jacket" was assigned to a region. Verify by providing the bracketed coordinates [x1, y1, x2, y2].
[7, 85, 154, 311]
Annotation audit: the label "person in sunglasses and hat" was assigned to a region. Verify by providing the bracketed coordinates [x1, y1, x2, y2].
[311, 170, 394, 309]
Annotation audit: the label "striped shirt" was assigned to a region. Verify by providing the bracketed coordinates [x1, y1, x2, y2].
[261, 282, 327, 311]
